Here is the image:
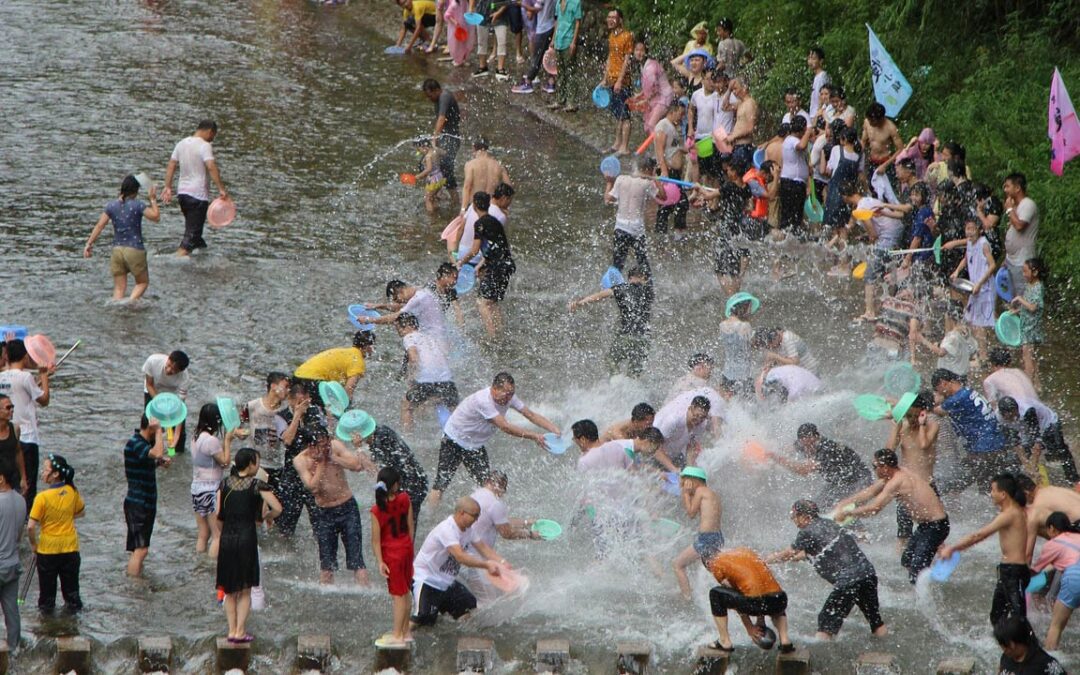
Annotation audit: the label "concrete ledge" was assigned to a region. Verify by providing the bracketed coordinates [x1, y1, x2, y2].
[456, 637, 495, 673]
[936, 656, 977, 674]
[138, 636, 172, 673]
[373, 639, 412, 673]
[56, 636, 92, 675]
[775, 646, 811, 675]
[534, 638, 569, 673]
[856, 652, 898, 674]
[615, 641, 651, 675]
[693, 645, 731, 675]
[215, 637, 250, 674]
[297, 634, 331, 673]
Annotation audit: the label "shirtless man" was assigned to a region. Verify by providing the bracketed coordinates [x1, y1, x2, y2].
[725, 77, 758, 170]
[673, 466, 723, 600]
[293, 430, 371, 585]
[761, 124, 786, 235]
[939, 473, 1030, 624]
[887, 392, 940, 549]
[599, 402, 655, 442]
[1016, 474, 1080, 561]
[861, 103, 903, 179]
[834, 448, 949, 583]
[459, 138, 511, 213]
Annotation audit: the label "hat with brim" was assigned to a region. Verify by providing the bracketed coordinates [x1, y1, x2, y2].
[680, 466, 707, 482]
[335, 409, 377, 442]
[892, 391, 919, 423]
[724, 291, 761, 317]
[684, 48, 715, 70]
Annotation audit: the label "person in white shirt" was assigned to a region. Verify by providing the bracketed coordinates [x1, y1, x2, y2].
[758, 365, 823, 403]
[688, 70, 722, 184]
[450, 182, 513, 265]
[411, 496, 502, 627]
[605, 157, 659, 272]
[367, 280, 450, 347]
[0, 339, 50, 507]
[244, 371, 289, 467]
[754, 327, 819, 373]
[431, 373, 559, 505]
[1002, 172, 1039, 297]
[665, 353, 714, 403]
[395, 313, 459, 430]
[142, 350, 191, 453]
[573, 420, 663, 474]
[780, 87, 811, 126]
[160, 120, 229, 257]
[807, 47, 830, 120]
[779, 115, 813, 237]
[462, 470, 539, 603]
[983, 349, 1038, 409]
[840, 184, 907, 322]
[652, 393, 714, 471]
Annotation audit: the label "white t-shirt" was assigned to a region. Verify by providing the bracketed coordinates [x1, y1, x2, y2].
[664, 372, 710, 404]
[413, 515, 474, 591]
[810, 71, 830, 118]
[937, 330, 977, 376]
[170, 135, 215, 202]
[191, 431, 224, 488]
[142, 353, 190, 398]
[0, 369, 44, 444]
[468, 487, 509, 550]
[1005, 196, 1039, 267]
[828, 146, 859, 174]
[653, 389, 720, 461]
[810, 134, 829, 183]
[781, 110, 811, 126]
[780, 330, 819, 372]
[858, 197, 903, 250]
[691, 89, 719, 139]
[402, 288, 448, 343]
[764, 365, 822, 401]
[983, 368, 1038, 407]
[780, 136, 808, 182]
[716, 93, 737, 134]
[403, 331, 452, 383]
[608, 175, 658, 237]
[457, 204, 507, 263]
[443, 388, 526, 450]
[577, 439, 634, 472]
[246, 396, 287, 460]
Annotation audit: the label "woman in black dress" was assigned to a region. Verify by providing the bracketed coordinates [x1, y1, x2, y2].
[215, 448, 281, 643]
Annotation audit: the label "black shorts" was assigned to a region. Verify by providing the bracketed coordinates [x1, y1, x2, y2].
[403, 14, 436, 31]
[405, 381, 460, 407]
[412, 580, 477, 625]
[713, 244, 749, 276]
[698, 153, 723, 180]
[709, 586, 787, 617]
[478, 263, 514, 302]
[818, 575, 884, 635]
[901, 517, 950, 583]
[124, 501, 156, 551]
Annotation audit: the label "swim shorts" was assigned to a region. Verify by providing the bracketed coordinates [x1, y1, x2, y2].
[478, 262, 514, 302]
[1058, 564, 1080, 610]
[405, 381, 460, 408]
[713, 243, 749, 277]
[412, 580, 477, 625]
[124, 501, 156, 551]
[110, 246, 148, 277]
[191, 489, 217, 517]
[608, 87, 631, 121]
[900, 516, 950, 583]
[694, 531, 725, 563]
[709, 587, 787, 617]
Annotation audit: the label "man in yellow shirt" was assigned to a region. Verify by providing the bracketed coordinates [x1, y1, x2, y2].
[394, 0, 437, 53]
[27, 454, 84, 612]
[294, 331, 376, 398]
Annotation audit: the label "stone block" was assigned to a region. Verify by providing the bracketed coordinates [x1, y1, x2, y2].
[534, 638, 570, 673]
[297, 635, 331, 672]
[456, 637, 495, 673]
[56, 636, 91, 675]
[693, 645, 730, 675]
[615, 642, 651, 675]
[855, 652, 898, 674]
[775, 647, 811, 675]
[373, 640, 411, 673]
[138, 637, 172, 673]
[215, 637, 250, 674]
[936, 656, 977, 674]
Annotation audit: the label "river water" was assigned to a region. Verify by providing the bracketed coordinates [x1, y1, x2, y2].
[2, 0, 1078, 672]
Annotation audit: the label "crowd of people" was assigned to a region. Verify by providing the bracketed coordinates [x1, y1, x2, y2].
[0, 2, 1077, 671]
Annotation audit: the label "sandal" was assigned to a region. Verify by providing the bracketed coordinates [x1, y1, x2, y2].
[706, 640, 734, 653]
[779, 643, 796, 654]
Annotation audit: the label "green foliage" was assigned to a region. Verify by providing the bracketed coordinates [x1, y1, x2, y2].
[613, 0, 1080, 289]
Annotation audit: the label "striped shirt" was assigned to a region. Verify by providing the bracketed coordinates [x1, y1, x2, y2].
[124, 431, 158, 510]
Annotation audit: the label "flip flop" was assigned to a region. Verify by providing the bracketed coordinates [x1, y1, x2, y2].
[707, 640, 734, 653]
[778, 643, 796, 654]
[375, 635, 408, 648]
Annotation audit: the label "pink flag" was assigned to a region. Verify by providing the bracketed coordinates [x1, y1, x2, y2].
[1049, 68, 1080, 176]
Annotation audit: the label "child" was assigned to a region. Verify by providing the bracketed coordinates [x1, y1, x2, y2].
[950, 217, 996, 364]
[27, 454, 84, 612]
[672, 466, 723, 600]
[371, 467, 415, 647]
[901, 182, 936, 297]
[413, 140, 445, 214]
[1009, 257, 1046, 392]
[914, 303, 977, 378]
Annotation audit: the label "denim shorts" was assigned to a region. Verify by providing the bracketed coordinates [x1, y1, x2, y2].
[312, 499, 365, 571]
[608, 87, 631, 121]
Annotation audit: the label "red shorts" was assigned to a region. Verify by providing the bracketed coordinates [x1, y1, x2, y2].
[382, 542, 414, 597]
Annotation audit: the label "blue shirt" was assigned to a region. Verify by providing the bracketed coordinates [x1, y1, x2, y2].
[553, 0, 582, 51]
[910, 206, 934, 263]
[942, 388, 1005, 453]
[124, 431, 158, 509]
[104, 199, 147, 250]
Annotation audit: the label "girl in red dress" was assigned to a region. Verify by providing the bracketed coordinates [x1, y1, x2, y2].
[370, 467, 415, 646]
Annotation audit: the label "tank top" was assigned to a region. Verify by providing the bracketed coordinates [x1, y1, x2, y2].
[0, 422, 17, 464]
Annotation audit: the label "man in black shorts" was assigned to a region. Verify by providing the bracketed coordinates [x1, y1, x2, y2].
[459, 191, 516, 338]
[395, 312, 460, 429]
[123, 415, 169, 577]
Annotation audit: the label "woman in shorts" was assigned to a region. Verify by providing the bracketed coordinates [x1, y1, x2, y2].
[83, 174, 159, 303]
[191, 403, 236, 558]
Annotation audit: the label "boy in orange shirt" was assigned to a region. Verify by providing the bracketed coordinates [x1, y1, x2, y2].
[705, 546, 793, 653]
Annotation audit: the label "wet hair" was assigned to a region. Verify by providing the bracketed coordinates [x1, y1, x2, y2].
[630, 402, 655, 421]
[395, 312, 420, 330]
[266, 371, 289, 391]
[947, 158, 967, 179]
[375, 466, 402, 512]
[896, 158, 916, 173]
[998, 396, 1020, 416]
[4, 339, 26, 363]
[1046, 511, 1080, 534]
[762, 379, 788, 403]
[195, 402, 223, 436]
[571, 419, 599, 442]
[385, 279, 407, 300]
[972, 182, 993, 201]
[1016, 474, 1036, 494]
[797, 423, 819, 439]
[0, 455, 19, 490]
[140, 414, 152, 430]
[485, 469, 509, 490]
[639, 426, 664, 446]
[472, 191, 491, 211]
[690, 395, 711, 412]
[867, 102, 886, 120]
[288, 381, 309, 398]
[633, 35, 648, 49]
[710, 68, 729, 83]
[873, 448, 899, 468]
[231, 447, 258, 476]
[784, 86, 800, 98]
[168, 350, 190, 371]
[839, 181, 861, 198]
[992, 473, 1027, 506]
[120, 175, 140, 200]
[627, 266, 651, 280]
[666, 100, 684, 115]
[912, 391, 935, 411]
[775, 122, 791, 138]
[831, 85, 847, 100]
[493, 182, 515, 199]
[909, 182, 930, 204]
[436, 262, 458, 279]
[47, 453, 76, 487]
[791, 499, 819, 517]
[473, 137, 489, 151]
[994, 615, 1038, 649]
[688, 352, 714, 368]
[717, 17, 734, 33]
[930, 368, 961, 388]
[943, 141, 966, 161]
[353, 330, 375, 349]
[1025, 257, 1047, 281]
[808, 46, 825, 60]
[609, 7, 623, 19]
[989, 348, 1012, 367]
[758, 159, 775, 175]
[789, 116, 807, 135]
[492, 372, 515, 388]
[635, 157, 657, 174]
[421, 78, 441, 93]
[197, 119, 218, 132]
[1004, 172, 1027, 192]
[840, 126, 859, 145]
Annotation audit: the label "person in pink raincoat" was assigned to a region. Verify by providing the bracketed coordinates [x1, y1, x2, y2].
[445, 0, 476, 66]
